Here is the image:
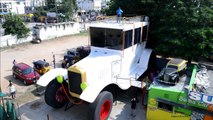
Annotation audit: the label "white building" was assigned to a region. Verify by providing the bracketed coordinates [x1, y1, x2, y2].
[0, 0, 46, 15]
[76, 0, 102, 11]
[25, 0, 45, 14]
[0, 0, 25, 15]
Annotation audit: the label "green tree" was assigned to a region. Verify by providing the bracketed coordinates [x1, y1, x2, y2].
[46, 0, 56, 11]
[2, 14, 30, 38]
[107, 0, 213, 61]
[148, 0, 213, 61]
[46, 0, 76, 20]
[34, 6, 47, 17]
[105, 0, 144, 15]
[58, 0, 77, 20]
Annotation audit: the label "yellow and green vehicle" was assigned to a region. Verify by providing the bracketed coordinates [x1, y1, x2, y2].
[147, 65, 213, 120]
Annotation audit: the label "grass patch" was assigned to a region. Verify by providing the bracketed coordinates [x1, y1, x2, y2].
[76, 31, 88, 36]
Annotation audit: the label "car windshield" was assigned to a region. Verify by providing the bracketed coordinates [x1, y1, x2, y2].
[167, 65, 178, 70]
[22, 68, 33, 74]
[67, 50, 76, 55]
[164, 68, 177, 74]
[44, 63, 49, 67]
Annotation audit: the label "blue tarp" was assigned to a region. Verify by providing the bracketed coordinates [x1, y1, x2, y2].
[0, 12, 10, 15]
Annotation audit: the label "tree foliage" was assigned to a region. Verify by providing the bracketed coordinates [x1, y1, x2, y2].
[107, 0, 213, 61]
[2, 14, 30, 38]
[45, 0, 77, 19]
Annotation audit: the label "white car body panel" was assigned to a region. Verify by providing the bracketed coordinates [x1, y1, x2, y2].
[76, 44, 152, 103]
[37, 44, 152, 103]
[37, 68, 67, 87]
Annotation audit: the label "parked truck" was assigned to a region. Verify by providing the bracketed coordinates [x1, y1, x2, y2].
[37, 19, 155, 120]
[46, 12, 58, 23]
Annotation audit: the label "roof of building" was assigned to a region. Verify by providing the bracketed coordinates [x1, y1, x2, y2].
[89, 21, 149, 31]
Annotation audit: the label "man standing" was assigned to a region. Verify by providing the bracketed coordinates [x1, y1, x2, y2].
[116, 7, 123, 23]
[130, 97, 136, 117]
[8, 81, 16, 99]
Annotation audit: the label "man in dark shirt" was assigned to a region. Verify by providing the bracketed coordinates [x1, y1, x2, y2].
[131, 97, 136, 117]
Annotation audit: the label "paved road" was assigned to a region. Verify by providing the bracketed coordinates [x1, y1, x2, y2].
[17, 90, 146, 120]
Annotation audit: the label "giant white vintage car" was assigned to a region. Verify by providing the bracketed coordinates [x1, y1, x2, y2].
[37, 19, 155, 120]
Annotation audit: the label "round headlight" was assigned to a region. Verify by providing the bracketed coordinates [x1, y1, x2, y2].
[80, 82, 87, 91]
[56, 75, 63, 84]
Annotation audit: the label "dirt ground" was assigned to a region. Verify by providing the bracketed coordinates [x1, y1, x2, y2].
[1, 34, 88, 95]
[0, 34, 147, 120]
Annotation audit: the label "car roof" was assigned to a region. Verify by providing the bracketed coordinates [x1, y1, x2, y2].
[168, 59, 185, 65]
[33, 60, 48, 65]
[68, 49, 76, 53]
[14, 63, 31, 70]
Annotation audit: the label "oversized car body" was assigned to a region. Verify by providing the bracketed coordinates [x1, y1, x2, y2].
[37, 19, 154, 120]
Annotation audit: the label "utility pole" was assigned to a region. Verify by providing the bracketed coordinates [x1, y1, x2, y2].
[55, 0, 57, 14]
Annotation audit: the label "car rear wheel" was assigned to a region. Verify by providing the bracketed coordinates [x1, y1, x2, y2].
[66, 62, 70, 68]
[13, 73, 17, 79]
[45, 79, 68, 108]
[23, 80, 27, 85]
[89, 91, 113, 120]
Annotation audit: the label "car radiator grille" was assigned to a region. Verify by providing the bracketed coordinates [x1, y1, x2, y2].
[68, 71, 82, 95]
[164, 75, 169, 82]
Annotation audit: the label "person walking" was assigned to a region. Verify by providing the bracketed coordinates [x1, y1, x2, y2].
[13, 59, 16, 65]
[8, 81, 16, 99]
[130, 97, 136, 117]
[116, 7, 123, 23]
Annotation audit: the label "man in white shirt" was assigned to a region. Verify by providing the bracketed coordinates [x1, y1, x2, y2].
[8, 81, 16, 99]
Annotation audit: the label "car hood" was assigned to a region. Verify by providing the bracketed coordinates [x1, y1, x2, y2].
[73, 46, 122, 84]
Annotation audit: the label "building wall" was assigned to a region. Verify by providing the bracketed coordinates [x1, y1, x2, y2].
[1, 22, 80, 48]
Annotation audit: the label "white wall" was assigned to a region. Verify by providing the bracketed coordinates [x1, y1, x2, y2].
[0, 34, 33, 47]
[0, 22, 80, 48]
[38, 22, 80, 40]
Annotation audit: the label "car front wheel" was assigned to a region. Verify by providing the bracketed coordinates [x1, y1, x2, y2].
[13, 73, 17, 79]
[45, 79, 68, 108]
[89, 91, 113, 120]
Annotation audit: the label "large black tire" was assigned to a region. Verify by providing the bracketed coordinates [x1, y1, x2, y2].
[45, 79, 67, 108]
[89, 91, 113, 120]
